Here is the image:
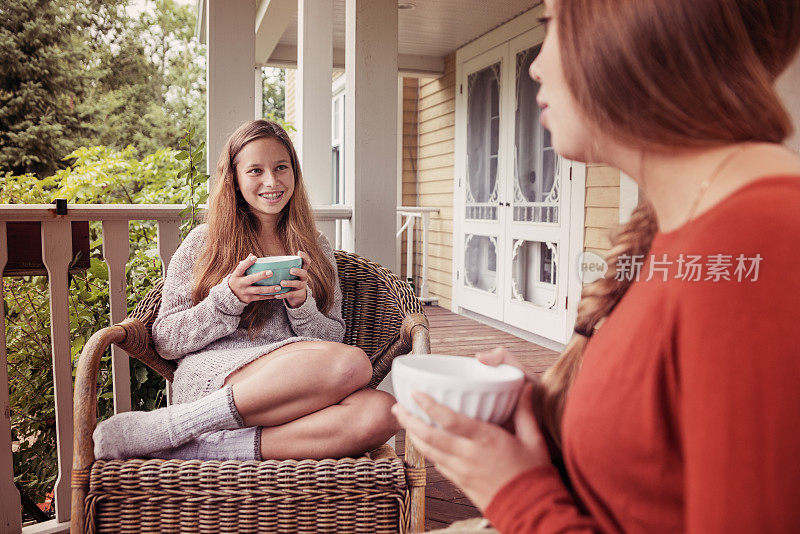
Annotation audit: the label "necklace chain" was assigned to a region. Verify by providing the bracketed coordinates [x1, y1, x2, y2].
[684, 143, 749, 223]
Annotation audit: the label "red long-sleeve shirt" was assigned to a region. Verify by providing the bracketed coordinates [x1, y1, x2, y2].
[485, 175, 800, 533]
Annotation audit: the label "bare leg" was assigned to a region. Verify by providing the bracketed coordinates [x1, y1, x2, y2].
[258, 389, 399, 460]
[224, 341, 373, 427]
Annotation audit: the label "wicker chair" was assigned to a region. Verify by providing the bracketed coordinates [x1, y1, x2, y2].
[71, 250, 430, 533]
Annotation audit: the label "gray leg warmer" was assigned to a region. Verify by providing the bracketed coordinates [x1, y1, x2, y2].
[93, 386, 245, 460]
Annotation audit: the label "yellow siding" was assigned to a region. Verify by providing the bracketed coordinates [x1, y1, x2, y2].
[400, 77, 419, 281]
[413, 53, 456, 309]
[583, 165, 620, 256]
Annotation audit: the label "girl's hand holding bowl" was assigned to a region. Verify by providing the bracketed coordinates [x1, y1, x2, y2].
[279, 250, 311, 308]
[236, 251, 310, 308]
[229, 254, 278, 303]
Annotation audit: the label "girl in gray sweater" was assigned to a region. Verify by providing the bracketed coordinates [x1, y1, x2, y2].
[93, 120, 398, 461]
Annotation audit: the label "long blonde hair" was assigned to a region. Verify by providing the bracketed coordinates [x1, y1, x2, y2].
[535, 0, 800, 454]
[192, 120, 336, 333]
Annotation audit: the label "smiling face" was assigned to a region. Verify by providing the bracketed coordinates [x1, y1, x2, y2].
[529, 0, 599, 162]
[234, 136, 295, 228]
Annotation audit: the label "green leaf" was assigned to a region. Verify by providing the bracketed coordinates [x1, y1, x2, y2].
[135, 366, 148, 384]
[175, 151, 189, 160]
[89, 258, 108, 281]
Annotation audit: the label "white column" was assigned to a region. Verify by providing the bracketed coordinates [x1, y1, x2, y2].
[206, 0, 257, 186]
[619, 171, 639, 224]
[344, 0, 398, 270]
[298, 0, 335, 242]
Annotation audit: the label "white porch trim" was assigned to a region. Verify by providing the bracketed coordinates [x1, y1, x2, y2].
[265, 44, 444, 78]
[255, 0, 295, 66]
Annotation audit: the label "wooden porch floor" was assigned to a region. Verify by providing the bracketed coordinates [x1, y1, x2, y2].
[395, 305, 560, 531]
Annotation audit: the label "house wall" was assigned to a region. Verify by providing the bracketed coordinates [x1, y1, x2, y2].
[414, 53, 456, 308]
[584, 165, 620, 257]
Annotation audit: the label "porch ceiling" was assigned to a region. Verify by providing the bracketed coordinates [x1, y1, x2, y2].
[263, 0, 541, 71]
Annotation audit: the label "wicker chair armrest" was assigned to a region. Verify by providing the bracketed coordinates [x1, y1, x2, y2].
[71, 315, 176, 531]
[402, 313, 430, 355]
[116, 317, 177, 382]
[71, 324, 127, 530]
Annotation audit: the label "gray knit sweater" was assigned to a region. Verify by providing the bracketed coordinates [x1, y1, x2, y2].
[153, 224, 346, 404]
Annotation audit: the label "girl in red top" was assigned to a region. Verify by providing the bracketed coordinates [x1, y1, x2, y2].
[393, 0, 800, 532]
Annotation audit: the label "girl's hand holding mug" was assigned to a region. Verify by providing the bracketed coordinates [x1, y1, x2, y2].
[229, 255, 275, 303]
[280, 250, 311, 308]
[229, 251, 311, 307]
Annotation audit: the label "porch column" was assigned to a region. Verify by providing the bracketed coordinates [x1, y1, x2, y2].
[206, 0, 257, 186]
[297, 0, 335, 241]
[343, 0, 398, 271]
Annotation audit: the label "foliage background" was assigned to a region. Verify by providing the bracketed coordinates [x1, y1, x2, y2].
[1, 0, 286, 519]
[2, 136, 207, 515]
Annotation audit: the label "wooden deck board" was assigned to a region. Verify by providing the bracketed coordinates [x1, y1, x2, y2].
[396, 305, 560, 531]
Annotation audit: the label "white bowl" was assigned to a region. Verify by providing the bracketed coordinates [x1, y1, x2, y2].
[391, 354, 524, 425]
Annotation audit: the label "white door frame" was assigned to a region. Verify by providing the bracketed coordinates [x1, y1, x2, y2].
[452, 4, 586, 344]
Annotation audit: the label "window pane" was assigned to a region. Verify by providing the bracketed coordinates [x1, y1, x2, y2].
[513, 45, 560, 224]
[511, 239, 558, 308]
[466, 62, 501, 220]
[464, 234, 498, 294]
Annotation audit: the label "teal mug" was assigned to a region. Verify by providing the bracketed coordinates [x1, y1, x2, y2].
[245, 255, 303, 295]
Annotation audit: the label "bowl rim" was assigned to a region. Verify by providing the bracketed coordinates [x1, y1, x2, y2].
[393, 354, 524, 386]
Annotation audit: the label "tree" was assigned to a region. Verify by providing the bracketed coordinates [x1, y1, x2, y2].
[262, 67, 285, 121]
[0, 0, 126, 177]
[0, 0, 207, 177]
[88, 0, 207, 164]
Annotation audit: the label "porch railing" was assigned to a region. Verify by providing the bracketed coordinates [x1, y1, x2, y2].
[397, 206, 440, 305]
[0, 203, 351, 533]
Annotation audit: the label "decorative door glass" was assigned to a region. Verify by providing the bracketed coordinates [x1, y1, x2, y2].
[464, 234, 498, 294]
[466, 63, 501, 221]
[513, 45, 559, 224]
[511, 239, 558, 308]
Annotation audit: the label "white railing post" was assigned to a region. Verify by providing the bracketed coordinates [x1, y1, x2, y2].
[405, 217, 415, 287]
[102, 220, 132, 414]
[41, 220, 74, 523]
[397, 207, 439, 305]
[0, 222, 23, 532]
[420, 211, 431, 300]
[157, 219, 181, 406]
[156, 220, 181, 277]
